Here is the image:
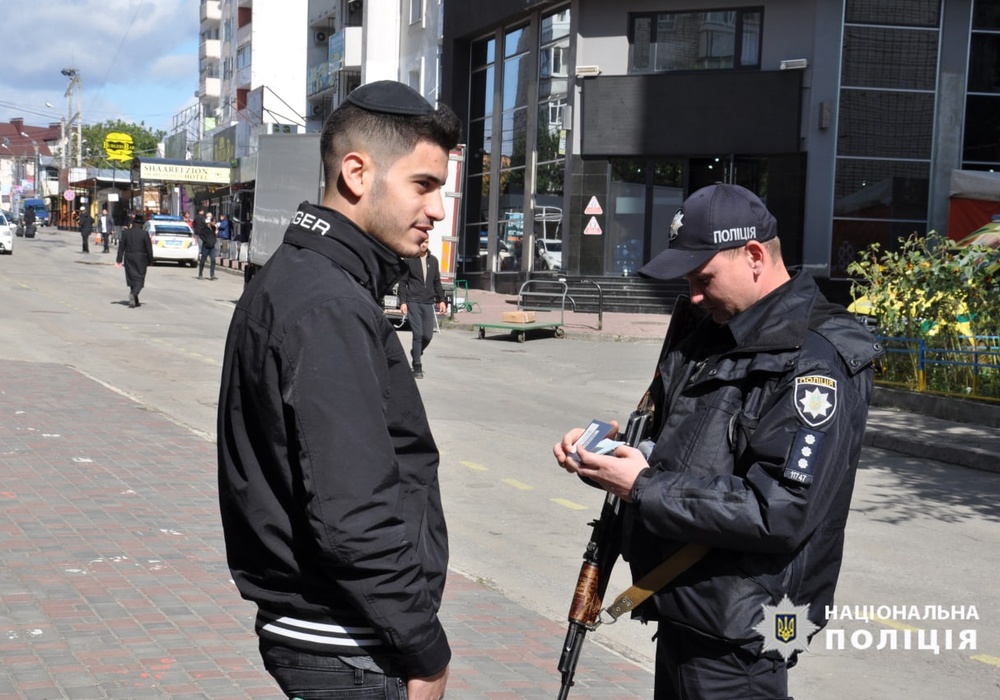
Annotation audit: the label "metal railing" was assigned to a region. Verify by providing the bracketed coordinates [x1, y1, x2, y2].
[875, 335, 1000, 401]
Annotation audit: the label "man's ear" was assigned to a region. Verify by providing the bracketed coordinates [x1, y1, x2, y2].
[745, 240, 766, 271]
[339, 152, 371, 199]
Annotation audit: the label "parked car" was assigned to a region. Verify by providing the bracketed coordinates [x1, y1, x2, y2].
[145, 214, 199, 266]
[535, 238, 562, 270]
[0, 211, 13, 254]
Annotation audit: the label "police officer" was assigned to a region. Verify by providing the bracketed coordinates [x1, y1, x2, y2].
[555, 184, 882, 699]
[218, 81, 461, 700]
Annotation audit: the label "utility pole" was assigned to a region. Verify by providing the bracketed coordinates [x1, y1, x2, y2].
[62, 68, 82, 167]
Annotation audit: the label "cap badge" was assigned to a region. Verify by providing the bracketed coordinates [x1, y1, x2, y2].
[670, 210, 684, 241]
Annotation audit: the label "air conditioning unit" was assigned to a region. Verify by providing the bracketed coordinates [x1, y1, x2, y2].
[314, 31, 328, 45]
[311, 104, 324, 118]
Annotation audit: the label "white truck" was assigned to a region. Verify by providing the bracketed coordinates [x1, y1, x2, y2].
[237, 134, 464, 311]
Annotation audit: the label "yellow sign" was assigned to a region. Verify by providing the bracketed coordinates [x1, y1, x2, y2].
[138, 161, 231, 184]
[104, 132, 135, 162]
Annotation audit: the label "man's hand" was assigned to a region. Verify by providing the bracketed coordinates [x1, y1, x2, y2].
[407, 665, 448, 699]
[435, 301, 446, 314]
[115, 261, 121, 269]
[400, 303, 409, 316]
[553, 424, 647, 502]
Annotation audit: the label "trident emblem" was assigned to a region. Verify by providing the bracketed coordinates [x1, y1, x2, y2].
[776, 614, 797, 643]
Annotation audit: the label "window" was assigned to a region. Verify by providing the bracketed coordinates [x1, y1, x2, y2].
[629, 8, 762, 73]
[831, 3, 941, 278]
[236, 43, 251, 70]
[965, 0, 1000, 168]
[410, 0, 422, 25]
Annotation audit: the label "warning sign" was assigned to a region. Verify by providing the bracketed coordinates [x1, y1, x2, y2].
[584, 217, 603, 235]
[584, 196, 603, 215]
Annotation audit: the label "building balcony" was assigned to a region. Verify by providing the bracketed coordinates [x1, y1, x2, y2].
[200, 0, 221, 23]
[200, 38, 221, 60]
[199, 77, 221, 100]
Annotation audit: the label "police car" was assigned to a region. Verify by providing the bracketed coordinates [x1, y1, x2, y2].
[145, 214, 199, 266]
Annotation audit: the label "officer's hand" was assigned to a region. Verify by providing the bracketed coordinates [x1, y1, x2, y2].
[407, 665, 448, 699]
[553, 421, 619, 470]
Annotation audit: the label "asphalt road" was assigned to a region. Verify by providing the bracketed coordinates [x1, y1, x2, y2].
[1, 226, 998, 699]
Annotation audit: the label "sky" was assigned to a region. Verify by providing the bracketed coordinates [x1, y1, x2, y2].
[0, 0, 202, 138]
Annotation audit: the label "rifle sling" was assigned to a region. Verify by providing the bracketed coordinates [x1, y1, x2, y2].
[602, 543, 710, 622]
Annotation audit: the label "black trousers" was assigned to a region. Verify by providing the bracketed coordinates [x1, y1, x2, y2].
[654, 623, 792, 700]
[407, 303, 436, 368]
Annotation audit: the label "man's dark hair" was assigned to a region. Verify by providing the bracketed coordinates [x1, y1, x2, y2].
[320, 101, 462, 184]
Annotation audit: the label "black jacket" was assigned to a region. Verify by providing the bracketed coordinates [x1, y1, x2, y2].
[196, 216, 217, 249]
[116, 223, 153, 286]
[398, 253, 445, 305]
[79, 211, 93, 234]
[217, 202, 450, 678]
[624, 271, 882, 653]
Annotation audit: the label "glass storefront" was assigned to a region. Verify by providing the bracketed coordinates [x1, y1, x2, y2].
[463, 5, 570, 280]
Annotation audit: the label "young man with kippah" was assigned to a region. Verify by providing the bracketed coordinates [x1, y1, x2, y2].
[218, 81, 461, 700]
[554, 184, 882, 699]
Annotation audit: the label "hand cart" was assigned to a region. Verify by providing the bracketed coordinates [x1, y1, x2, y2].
[475, 279, 568, 342]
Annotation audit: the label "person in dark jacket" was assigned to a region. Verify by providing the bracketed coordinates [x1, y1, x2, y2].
[554, 184, 882, 700]
[22, 205, 35, 237]
[78, 205, 93, 253]
[217, 81, 461, 700]
[115, 212, 154, 308]
[196, 211, 217, 279]
[398, 239, 446, 378]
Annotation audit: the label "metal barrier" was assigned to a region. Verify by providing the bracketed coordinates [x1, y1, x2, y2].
[876, 335, 1000, 400]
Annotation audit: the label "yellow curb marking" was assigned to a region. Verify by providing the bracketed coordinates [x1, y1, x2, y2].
[501, 478, 533, 491]
[971, 654, 1000, 668]
[551, 498, 586, 511]
[873, 616, 921, 633]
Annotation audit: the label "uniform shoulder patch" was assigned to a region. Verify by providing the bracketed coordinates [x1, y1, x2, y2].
[793, 376, 837, 428]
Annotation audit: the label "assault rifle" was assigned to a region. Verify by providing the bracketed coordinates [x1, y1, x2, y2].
[557, 407, 651, 700]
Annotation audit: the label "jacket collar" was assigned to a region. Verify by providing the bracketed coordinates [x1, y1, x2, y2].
[281, 202, 407, 299]
[724, 270, 817, 352]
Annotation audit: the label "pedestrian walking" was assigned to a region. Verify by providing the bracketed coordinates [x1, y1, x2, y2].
[78, 206, 93, 253]
[554, 184, 883, 699]
[217, 80, 461, 700]
[115, 212, 154, 308]
[196, 211, 217, 279]
[22, 205, 36, 237]
[399, 239, 446, 378]
[97, 206, 113, 253]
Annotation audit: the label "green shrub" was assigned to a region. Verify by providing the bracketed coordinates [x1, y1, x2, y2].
[847, 234, 1000, 398]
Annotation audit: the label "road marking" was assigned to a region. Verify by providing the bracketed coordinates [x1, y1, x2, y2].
[459, 460, 488, 471]
[971, 654, 1000, 668]
[551, 498, 586, 511]
[873, 616, 921, 633]
[501, 478, 534, 491]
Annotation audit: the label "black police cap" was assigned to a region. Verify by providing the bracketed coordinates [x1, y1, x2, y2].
[344, 80, 434, 116]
